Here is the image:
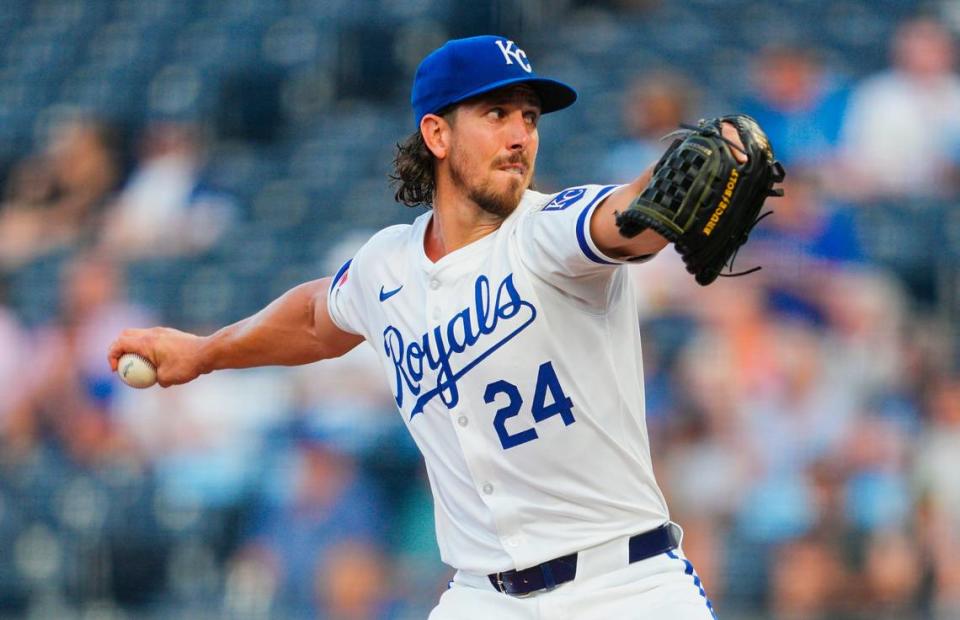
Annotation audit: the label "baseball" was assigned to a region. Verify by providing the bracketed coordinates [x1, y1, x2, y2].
[117, 353, 157, 389]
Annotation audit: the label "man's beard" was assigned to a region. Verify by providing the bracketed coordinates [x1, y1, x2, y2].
[450, 151, 531, 219]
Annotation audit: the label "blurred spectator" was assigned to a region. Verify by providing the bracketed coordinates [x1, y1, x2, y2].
[914, 377, 960, 616]
[658, 395, 753, 602]
[0, 3, 956, 618]
[227, 433, 389, 619]
[860, 529, 923, 618]
[741, 46, 849, 171]
[98, 121, 234, 259]
[0, 280, 30, 446]
[291, 344, 403, 454]
[819, 271, 913, 414]
[114, 367, 296, 510]
[599, 71, 699, 183]
[680, 282, 780, 398]
[14, 254, 153, 464]
[664, 348, 755, 525]
[744, 172, 865, 324]
[840, 413, 912, 532]
[769, 535, 848, 620]
[0, 118, 121, 269]
[732, 323, 860, 542]
[838, 17, 960, 199]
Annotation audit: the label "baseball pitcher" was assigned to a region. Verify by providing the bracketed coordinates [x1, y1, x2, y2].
[109, 36, 783, 619]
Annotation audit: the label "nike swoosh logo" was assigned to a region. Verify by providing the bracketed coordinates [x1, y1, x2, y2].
[379, 284, 403, 302]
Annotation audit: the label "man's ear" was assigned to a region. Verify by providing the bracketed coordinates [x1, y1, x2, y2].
[421, 113, 451, 160]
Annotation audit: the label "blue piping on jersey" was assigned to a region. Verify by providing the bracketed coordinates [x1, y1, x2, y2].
[330, 259, 352, 292]
[666, 550, 718, 619]
[575, 185, 618, 265]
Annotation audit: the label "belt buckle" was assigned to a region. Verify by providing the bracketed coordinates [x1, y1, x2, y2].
[494, 572, 507, 594]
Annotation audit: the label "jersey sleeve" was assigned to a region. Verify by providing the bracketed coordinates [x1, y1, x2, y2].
[327, 257, 367, 337]
[517, 184, 654, 304]
[326, 223, 412, 340]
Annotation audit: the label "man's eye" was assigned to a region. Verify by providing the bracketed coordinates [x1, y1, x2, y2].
[488, 107, 505, 119]
[524, 111, 539, 125]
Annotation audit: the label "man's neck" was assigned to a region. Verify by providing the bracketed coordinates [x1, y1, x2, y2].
[424, 192, 512, 262]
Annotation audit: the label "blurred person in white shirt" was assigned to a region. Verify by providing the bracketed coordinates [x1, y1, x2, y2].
[839, 17, 960, 199]
[99, 121, 234, 258]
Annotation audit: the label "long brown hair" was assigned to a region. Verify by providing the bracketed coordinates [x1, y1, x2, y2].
[390, 129, 436, 208]
[390, 107, 457, 208]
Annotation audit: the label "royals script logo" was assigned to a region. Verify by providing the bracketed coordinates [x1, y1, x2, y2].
[383, 273, 536, 417]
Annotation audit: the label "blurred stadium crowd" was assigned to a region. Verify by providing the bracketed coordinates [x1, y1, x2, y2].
[0, 0, 959, 618]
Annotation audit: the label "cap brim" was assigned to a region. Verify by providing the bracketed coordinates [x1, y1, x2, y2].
[443, 76, 577, 115]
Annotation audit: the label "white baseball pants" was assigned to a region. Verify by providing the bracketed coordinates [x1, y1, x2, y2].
[429, 543, 717, 620]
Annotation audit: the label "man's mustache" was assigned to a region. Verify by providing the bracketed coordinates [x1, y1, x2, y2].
[493, 153, 530, 169]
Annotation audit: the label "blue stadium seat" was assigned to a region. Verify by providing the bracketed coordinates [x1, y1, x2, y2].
[200, 0, 285, 23]
[164, 539, 222, 602]
[54, 475, 109, 537]
[259, 16, 323, 68]
[144, 63, 206, 118]
[59, 64, 147, 118]
[86, 21, 167, 70]
[251, 178, 312, 230]
[5, 24, 81, 75]
[12, 523, 65, 586]
[28, 0, 106, 32]
[113, 0, 196, 26]
[855, 201, 938, 266]
[173, 18, 260, 70]
[943, 204, 960, 258]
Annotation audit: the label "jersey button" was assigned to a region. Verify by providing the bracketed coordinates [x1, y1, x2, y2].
[432, 307, 442, 320]
[482, 483, 494, 495]
[430, 279, 441, 290]
[457, 416, 468, 427]
[505, 536, 522, 548]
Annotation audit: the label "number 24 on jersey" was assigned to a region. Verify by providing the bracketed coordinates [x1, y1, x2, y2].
[484, 361, 575, 450]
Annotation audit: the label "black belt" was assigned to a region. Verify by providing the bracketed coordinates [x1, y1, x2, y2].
[488, 522, 681, 596]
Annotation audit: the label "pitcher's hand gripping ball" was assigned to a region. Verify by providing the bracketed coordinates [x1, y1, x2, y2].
[117, 353, 157, 389]
[615, 114, 786, 285]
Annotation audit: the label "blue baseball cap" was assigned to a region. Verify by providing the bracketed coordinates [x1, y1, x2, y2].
[411, 35, 578, 127]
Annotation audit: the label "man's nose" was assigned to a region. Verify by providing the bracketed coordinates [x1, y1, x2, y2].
[505, 112, 531, 150]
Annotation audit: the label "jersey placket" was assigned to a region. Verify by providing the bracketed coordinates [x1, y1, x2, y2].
[422, 253, 529, 566]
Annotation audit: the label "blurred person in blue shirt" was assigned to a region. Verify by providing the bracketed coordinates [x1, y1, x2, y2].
[741, 171, 864, 324]
[229, 428, 391, 619]
[599, 70, 700, 183]
[840, 413, 912, 533]
[735, 324, 860, 543]
[740, 46, 849, 172]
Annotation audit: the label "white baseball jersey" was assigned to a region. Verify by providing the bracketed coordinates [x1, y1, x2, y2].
[327, 184, 669, 574]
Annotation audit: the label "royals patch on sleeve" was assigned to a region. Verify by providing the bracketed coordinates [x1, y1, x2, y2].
[542, 187, 588, 211]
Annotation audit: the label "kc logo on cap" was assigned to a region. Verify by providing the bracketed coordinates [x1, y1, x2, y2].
[411, 35, 577, 127]
[494, 40, 532, 73]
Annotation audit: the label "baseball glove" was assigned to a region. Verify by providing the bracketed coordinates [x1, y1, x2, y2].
[615, 114, 785, 286]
